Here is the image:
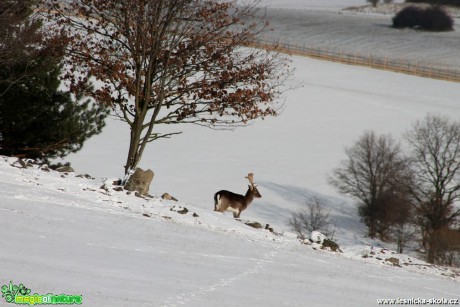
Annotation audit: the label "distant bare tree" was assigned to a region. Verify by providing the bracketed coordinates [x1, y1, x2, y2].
[405, 114, 460, 263]
[329, 131, 412, 239]
[289, 196, 334, 239]
[390, 222, 417, 254]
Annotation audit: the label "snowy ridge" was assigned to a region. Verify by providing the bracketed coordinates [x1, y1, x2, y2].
[3, 156, 459, 278]
[2, 158, 271, 242]
[1, 156, 459, 306]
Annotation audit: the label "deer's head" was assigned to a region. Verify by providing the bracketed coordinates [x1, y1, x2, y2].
[246, 173, 262, 198]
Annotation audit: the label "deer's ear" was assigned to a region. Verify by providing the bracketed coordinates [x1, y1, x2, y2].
[248, 185, 253, 190]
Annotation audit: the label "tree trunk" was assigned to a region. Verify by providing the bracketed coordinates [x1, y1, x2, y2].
[369, 218, 377, 239]
[368, 202, 378, 238]
[124, 119, 143, 174]
[396, 231, 403, 254]
[426, 232, 438, 264]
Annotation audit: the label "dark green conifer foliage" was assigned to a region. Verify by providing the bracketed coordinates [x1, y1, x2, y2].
[0, 58, 108, 162]
[0, 0, 108, 163]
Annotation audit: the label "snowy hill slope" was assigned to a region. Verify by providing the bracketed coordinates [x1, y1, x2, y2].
[1, 157, 459, 306]
[64, 56, 460, 234]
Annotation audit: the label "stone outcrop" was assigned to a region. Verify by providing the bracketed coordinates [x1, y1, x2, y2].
[124, 168, 154, 196]
[162, 193, 178, 201]
[385, 257, 400, 266]
[56, 165, 75, 173]
[321, 239, 342, 253]
[244, 221, 263, 229]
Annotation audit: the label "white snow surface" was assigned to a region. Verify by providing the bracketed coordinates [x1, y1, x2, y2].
[257, 0, 403, 11]
[1, 157, 459, 306]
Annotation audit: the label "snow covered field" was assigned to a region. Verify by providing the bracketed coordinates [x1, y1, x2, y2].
[259, 8, 460, 71]
[257, 0, 403, 11]
[256, 4, 460, 72]
[3, 0, 460, 306]
[1, 158, 459, 306]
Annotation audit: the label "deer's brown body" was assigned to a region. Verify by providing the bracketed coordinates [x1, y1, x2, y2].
[214, 173, 261, 218]
[435, 227, 460, 251]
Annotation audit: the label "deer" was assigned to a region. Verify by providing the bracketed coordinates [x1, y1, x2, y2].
[434, 226, 460, 251]
[421, 226, 460, 262]
[214, 173, 262, 218]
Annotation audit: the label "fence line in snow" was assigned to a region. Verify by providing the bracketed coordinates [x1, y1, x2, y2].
[247, 39, 460, 83]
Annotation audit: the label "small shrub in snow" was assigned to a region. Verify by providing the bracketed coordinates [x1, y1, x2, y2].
[288, 197, 335, 239]
[392, 6, 454, 31]
[392, 6, 423, 28]
[420, 6, 454, 31]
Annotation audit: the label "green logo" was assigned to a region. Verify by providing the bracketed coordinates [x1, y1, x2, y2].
[1, 281, 31, 303]
[1, 281, 82, 305]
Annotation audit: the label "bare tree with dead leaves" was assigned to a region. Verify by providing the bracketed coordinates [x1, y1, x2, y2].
[41, 0, 290, 174]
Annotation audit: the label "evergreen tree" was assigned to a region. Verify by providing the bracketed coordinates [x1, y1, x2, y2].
[0, 0, 108, 163]
[0, 55, 108, 163]
[0, 0, 43, 96]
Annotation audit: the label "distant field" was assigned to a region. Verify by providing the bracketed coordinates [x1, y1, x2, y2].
[257, 0, 398, 11]
[257, 8, 460, 73]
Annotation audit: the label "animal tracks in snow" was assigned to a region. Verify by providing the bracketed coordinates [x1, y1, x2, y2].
[160, 245, 281, 307]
